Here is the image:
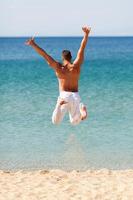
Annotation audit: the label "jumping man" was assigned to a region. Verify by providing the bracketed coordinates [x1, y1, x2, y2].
[25, 26, 91, 125]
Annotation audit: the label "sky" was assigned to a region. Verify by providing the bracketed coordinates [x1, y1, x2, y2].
[0, 0, 133, 36]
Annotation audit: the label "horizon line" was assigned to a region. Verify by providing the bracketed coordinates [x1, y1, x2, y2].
[0, 35, 133, 38]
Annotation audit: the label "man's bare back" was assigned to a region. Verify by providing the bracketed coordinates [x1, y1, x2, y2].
[55, 62, 80, 92]
[25, 26, 91, 125]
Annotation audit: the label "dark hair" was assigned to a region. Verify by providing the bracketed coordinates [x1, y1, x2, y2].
[62, 50, 72, 61]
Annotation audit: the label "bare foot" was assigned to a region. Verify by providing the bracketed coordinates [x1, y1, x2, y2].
[80, 104, 87, 120]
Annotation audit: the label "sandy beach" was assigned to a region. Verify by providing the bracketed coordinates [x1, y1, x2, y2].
[0, 169, 133, 200]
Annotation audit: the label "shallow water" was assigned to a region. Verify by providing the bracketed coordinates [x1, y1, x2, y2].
[0, 37, 133, 170]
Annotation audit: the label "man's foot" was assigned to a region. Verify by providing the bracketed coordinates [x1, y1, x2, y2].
[80, 104, 87, 120]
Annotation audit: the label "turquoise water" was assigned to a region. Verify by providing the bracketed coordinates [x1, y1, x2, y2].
[0, 37, 133, 170]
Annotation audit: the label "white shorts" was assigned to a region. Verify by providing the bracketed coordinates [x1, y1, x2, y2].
[52, 91, 84, 125]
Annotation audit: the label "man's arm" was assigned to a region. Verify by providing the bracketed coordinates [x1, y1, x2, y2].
[25, 38, 59, 69]
[73, 27, 91, 67]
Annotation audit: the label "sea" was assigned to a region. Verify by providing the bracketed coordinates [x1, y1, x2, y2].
[0, 37, 133, 171]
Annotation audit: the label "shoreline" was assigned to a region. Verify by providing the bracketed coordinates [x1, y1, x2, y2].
[0, 168, 133, 199]
[1, 167, 133, 172]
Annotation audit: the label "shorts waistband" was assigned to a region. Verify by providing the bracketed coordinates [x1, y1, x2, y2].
[59, 91, 80, 99]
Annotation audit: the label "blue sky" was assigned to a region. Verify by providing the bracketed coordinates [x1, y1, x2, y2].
[0, 0, 132, 36]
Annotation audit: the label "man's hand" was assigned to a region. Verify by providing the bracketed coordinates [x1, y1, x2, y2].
[82, 26, 91, 35]
[25, 37, 35, 46]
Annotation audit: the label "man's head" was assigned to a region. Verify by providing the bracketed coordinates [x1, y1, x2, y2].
[62, 50, 72, 62]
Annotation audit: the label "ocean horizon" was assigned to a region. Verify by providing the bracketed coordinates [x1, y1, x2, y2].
[0, 36, 133, 171]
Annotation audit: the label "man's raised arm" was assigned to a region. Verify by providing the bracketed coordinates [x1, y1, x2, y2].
[25, 38, 59, 69]
[73, 27, 91, 67]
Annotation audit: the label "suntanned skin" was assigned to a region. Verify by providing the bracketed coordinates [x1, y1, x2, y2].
[25, 27, 91, 120]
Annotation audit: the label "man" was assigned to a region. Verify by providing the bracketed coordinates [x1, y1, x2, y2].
[25, 26, 91, 125]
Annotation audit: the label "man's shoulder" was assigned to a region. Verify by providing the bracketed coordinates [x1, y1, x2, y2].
[72, 62, 81, 69]
[54, 62, 62, 72]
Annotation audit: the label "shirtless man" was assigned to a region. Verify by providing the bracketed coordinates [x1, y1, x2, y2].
[25, 26, 91, 125]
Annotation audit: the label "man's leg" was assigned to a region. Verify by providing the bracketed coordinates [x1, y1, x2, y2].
[52, 98, 68, 125]
[69, 98, 81, 125]
[69, 101, 87, 125]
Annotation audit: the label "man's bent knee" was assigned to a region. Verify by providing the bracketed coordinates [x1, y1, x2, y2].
[52, 116, 61, 125]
